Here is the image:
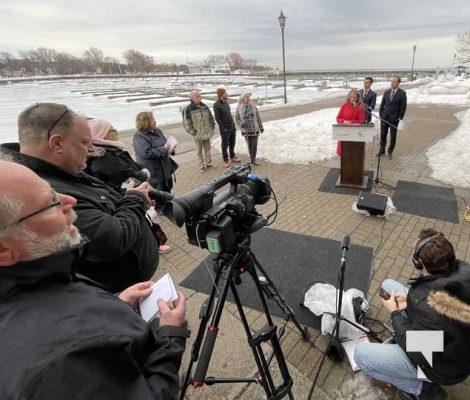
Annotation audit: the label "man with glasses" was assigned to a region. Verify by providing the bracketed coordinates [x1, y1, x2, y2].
[0, 159, 189, 400]
[0, 103, 158, 292]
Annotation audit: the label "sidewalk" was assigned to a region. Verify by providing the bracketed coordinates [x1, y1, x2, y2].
[127, 100, 470, 399]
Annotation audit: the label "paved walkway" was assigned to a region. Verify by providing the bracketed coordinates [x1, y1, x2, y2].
[122, 98, 470, 399]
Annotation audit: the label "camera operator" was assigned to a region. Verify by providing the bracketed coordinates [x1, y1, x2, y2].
[0, 159, 189, 400]
[0, 103, 158, 293]
[354, 228, 470, 400]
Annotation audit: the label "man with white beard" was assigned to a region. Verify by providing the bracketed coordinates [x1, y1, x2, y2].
[0, 159, 189, 400]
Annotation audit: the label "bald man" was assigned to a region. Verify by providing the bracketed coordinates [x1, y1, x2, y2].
[0, 103, 158, 292]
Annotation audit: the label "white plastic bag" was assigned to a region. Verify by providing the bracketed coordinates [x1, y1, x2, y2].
[303, 283, 367, 340]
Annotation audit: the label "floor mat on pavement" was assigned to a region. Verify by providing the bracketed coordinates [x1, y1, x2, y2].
[318, 168, 373, 195]
[180, 228, 373, 330]
[392, 180, 459, 223]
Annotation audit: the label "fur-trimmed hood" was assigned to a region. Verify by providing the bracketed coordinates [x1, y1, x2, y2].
[427, 261, 470, 324]
[428, 290, 470, 324]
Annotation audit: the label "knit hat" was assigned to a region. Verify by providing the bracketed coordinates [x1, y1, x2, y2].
[216, 88, 226, 98]
[88, 119, 125, 148]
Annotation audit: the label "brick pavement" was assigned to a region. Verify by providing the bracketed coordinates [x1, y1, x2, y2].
[123, 99, 470, 399]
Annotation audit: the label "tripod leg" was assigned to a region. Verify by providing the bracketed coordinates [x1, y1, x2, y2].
[230, 278, 294, 399]
[250, 251, 310, 341]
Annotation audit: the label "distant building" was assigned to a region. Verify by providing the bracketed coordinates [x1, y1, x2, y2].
[187, 62, 202, 74]
[210, 64, 230, 74]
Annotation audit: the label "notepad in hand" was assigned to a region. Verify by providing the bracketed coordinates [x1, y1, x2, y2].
[139, 273, 178, 322]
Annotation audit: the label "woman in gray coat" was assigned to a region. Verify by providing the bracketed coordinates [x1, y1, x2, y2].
[235, 92, 264, 165]
[133, 112, 175, 193]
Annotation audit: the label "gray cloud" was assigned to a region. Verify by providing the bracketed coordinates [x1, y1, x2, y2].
[0, 0, 469, 69]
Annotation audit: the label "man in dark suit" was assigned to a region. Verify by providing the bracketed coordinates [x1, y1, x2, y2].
[359, 77, 377, 124]
[378, 75, 407, 159]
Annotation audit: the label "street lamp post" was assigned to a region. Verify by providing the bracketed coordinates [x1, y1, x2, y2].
[278, 10, 287, 103]
[411, 44, 417, 81]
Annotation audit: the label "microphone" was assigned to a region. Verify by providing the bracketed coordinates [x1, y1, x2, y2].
[341, 235, 350, 250]
[341, 235, 350, 264]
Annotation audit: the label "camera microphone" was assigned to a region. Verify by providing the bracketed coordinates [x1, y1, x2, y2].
[341, 235, 350, 250]
[341, 235, 350, 265]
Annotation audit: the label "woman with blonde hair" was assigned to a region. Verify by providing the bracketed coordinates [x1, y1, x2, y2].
[235, 92, 264, 165]
[133, 112, 176, 194]
[335, 89, 365, 156]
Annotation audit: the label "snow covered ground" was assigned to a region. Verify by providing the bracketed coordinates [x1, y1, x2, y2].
[0, 74, 469, 188]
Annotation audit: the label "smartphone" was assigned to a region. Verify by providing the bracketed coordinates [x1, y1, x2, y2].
[379, 287, 391, 300]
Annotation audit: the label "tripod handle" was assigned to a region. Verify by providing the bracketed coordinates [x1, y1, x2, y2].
[192, 327, 219, 386]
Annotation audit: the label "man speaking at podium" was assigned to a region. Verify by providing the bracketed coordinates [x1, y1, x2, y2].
[335, 89, 365, 156]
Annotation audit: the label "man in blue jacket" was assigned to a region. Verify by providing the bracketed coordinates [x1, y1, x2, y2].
[378, 75, 407, 159]
[0, 159, 189, 400]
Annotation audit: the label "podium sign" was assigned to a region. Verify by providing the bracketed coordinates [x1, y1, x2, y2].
[332, 124, 375, 188]
[332, 123, 375, 142]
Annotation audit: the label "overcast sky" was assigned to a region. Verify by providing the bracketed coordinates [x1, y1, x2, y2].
[1, 0, 469, 70]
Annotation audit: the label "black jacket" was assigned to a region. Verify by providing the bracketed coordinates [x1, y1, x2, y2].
[0, 244, 189, 400]
[133, 128, 174, 192]
[0, 143, 158, 293]
[213, 98, 236, 132]
[379, 87, 407, 123]
[391, 261, 470, 385]
[85, 144, 148, 193]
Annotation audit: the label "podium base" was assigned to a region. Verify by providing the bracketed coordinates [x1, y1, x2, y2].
[335, 175, 369, 189]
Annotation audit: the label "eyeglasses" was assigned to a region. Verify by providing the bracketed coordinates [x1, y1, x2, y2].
[12, 192, 62, 225]
[47, 108, 71, 138]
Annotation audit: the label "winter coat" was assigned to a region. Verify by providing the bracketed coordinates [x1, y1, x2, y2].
[182, 100, 215, 141]
[0, 142, 158, 293]
[0, 244, 189, 400]
[213, 98, 236, 132]
[379, 87, 407, 123]
[133, 128, 175, 192]
[235, 102, 263, 136]
[336, 101, 365, 124]
[391, 261, 470, 385]
[85, 144, 148, 193]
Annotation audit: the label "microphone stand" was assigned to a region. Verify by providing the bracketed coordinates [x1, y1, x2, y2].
[360, 103, 396, 190]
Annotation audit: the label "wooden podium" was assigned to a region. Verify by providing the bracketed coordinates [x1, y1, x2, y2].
[332, 123, 375, 188]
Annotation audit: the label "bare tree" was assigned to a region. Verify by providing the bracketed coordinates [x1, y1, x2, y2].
[83, 47, 104, 73]
[456, 30, 470, 65]
[227, 52, 246, 70]
[122, 49, 155, 73]
[203, 54, 228, 67]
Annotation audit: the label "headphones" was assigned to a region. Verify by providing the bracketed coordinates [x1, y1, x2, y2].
[412, 234, 440, 270]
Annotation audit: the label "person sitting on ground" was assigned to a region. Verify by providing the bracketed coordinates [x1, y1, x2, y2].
[0, 103, 158, 292]
[354, 228, 470, 400]
[335, 88, 365, 156]
[86, 117, 172, 255]
[0, 159, 189, 400]
[213, 88, 241, 168]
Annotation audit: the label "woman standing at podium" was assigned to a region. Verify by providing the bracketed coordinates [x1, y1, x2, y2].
[336, 89, 365, 156]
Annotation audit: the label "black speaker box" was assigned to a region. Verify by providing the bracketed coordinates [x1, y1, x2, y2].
[356, 192, 387, 215]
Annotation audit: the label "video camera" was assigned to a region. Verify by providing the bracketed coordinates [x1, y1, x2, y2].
[163, 164, 271, 253]
[121, 178, 174, 205]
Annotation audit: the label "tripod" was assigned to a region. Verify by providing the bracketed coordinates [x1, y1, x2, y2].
[362, 104, 397, 191]
[179, 235, 310, 400]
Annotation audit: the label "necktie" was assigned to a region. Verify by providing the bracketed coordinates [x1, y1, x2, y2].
[364, 90, 368, 97]
[390, 90, 395, 101]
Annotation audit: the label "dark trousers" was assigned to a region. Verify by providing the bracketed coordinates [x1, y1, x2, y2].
[220, 128, 236, 161]
[380, 120, 398, 154]
[245, 135, 259, 162]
